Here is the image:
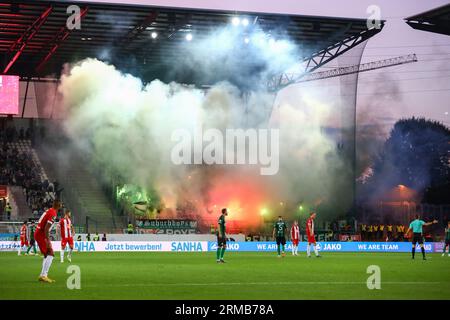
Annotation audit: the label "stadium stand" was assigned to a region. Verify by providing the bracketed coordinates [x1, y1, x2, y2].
[37, 147, 123, 233]
[8, 186, 31, 219]
[0, 122, 57, 221]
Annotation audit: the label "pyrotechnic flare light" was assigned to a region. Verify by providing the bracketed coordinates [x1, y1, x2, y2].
[151, 32, 158, 39]
[232, 17, 240, 26]
[299, 205, 303, 211]
[260, 208, 268, 216]
[242, 18, 249, 26]
[244, 37, 250, 44]
[186, 33, 193, 41]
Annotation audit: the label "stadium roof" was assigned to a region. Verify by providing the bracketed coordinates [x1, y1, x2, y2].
[1, 0, 384, 85]
[405, 4, 450, 36]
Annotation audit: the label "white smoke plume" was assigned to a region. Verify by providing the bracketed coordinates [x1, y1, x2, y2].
[57, 26, 354, 229]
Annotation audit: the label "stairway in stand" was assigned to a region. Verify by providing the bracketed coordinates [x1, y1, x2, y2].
[37, 146, 122, 233]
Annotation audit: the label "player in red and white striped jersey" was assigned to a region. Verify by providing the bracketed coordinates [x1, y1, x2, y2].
[290, 220, 300, 256]
[306, 212, 321, 258]
[59, 210, 75, 263]
[35, 200, 61, 283]
[18, 222, 29, 256]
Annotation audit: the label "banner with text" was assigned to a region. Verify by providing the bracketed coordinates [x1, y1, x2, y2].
[135, 219, 198, 234]
[0, 241, 208, 252]
[208, 241, 437, 253]
[0, 241, 443, 253]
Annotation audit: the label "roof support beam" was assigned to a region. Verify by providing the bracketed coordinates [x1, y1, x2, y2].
[118, 11, 159, 46]
[291, 54, 417, 84]
[2, 6, 52, 74]
[267, 25, 384, 92]
[35, 7, 88, 74]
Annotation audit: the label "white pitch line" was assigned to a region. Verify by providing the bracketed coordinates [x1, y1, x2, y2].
[0, 281, 442, 290]
[76, 281, 441, 288]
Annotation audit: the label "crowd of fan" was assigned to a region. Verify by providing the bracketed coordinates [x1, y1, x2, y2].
[26, 180, 61, 219]
[0, 126, 33, 143]
[359, 223, 408, 241]
[0, 127, 61, 220]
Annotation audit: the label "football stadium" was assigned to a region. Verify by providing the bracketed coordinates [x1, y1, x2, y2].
[0, 0, 450, 307]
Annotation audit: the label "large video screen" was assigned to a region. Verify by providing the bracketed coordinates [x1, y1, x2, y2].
[0, 75, 19, 115]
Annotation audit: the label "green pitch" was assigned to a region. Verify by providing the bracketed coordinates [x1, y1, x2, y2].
[0, 252, 449, 300]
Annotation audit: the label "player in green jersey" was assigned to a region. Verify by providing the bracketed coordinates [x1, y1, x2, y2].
[273, 216, 287, 258]
[26, 222, 38, 255]
[442, 221, 450, 257]
[216, 208, 228, 263]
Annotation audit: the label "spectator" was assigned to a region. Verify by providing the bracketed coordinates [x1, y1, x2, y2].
[42, 179, 49, 191]
[102, 233, 107, 241]
[25, 127, 32, 140]
[127, 222, 134, 234]
[367, 224, 373, 240]
[387, 223, 393, 241]
[373, 224, 379, 241]
[5, 203, 12, 220]
[379, 224, 385, 240]
[360, 223, 367, 241]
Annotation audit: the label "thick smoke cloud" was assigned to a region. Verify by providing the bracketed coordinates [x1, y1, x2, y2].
[58, 25, 353, 230]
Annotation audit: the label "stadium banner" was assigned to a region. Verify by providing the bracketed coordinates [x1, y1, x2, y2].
[339, 234, 361, 241]
[0, 233, 16, 241]
[208, 241, 437, 253]
[0, 241, 208, 252]
[135, 219, 198, 234]
[0, 241, 442, 253]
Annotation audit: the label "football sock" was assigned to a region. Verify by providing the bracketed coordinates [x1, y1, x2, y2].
[281, 244, 285, 253]
[18, 246, 21, 255]
[295, 246, 298, 255]
[421, 247, 425, 259]
[307, 245, 311, 256]
[220, 247, 226, 259]
[412, 246, 415, 259]
[44, 255, 53, 276]
[292, 245, 295, 254]
[216, 248, 221, 260]
[69, 248, 73, 258]
[61, 249, 64, 262]
[314, 245, 319, 256]
[26, 246, 31, 254]
[40, 257, 47, 276]
[277, 245, 281, 255]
